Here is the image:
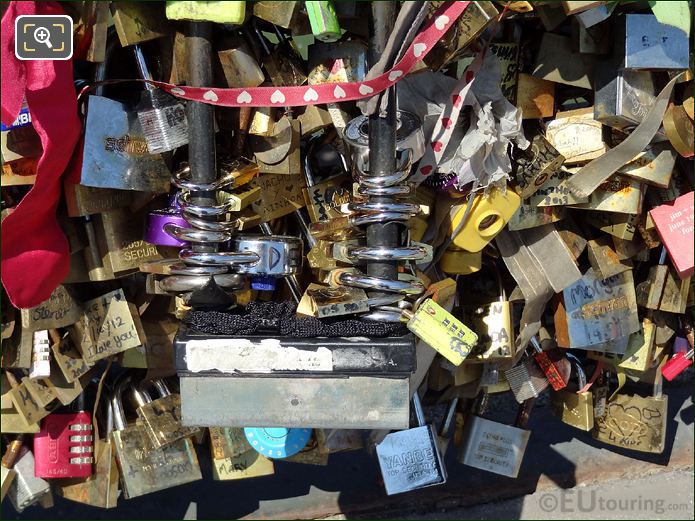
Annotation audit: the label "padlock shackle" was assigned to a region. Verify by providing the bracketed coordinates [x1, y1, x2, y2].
[412, 392, 426, 428]
[131, 384, 153, 407]
[151, 378, 171, 397]
[565, 353, 587, 390]
[111, 377, 131, 432]
[132, 44, 156, 91]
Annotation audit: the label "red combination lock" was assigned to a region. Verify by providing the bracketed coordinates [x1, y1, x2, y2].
[661, 350, 694, 381]
[33, 411, 94, 478]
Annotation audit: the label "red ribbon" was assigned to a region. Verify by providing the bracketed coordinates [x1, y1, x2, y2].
[85, 2, 471, 108]
[1, 1, 81, 309]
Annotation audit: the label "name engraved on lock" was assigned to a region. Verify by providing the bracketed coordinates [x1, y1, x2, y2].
[305, 178, 351, 223]
[489, 43, 518, 102]
[75, 289, 143, 364]
[462, 417, 529, 477]
[249, 174, 306, 222]
[103, 135, 149, 155]
[563, 269, 639, 349]
[468, 301, 513, 359]
[593, 395, 667, 453]
[21, 285, 81, 331]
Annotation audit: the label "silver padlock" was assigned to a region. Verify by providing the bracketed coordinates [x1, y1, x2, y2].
[133, 45, 189, 154]
[376, 392, 447, 496]
[6, 447, 51, 513]
[458, 393, 534, 478]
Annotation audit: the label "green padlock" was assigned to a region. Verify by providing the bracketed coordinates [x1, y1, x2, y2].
[306, 1, 341, 43]
[165, 1, 245, 24]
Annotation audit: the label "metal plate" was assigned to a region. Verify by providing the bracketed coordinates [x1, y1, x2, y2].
[180, 376, 410, 429]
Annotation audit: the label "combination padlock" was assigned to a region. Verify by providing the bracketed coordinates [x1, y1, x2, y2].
[33, 393, 93, 479]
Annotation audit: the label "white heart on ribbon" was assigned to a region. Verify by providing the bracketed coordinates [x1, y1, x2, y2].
[237, 90, 252, 104]
[270, 90, 286, 104]
[435, 15, 450, 30]
[170, 87, 186, 96]
[413, 42, 427, 58]
[358, 84, 374, 95]
[303, 88, 319, 102]
[333, 85, 346, 99]
[388, 70, 403, 82]
[203, 90, 219, 102]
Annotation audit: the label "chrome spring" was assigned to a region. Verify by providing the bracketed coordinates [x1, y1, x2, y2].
[339, 112, 427, 315]
[159, 158, 259, 294]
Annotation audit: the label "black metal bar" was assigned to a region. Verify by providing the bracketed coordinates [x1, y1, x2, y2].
[366, 1, 399, 289]
[185, 21, 217, 254]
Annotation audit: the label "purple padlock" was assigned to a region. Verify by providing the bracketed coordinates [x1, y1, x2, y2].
[145, 195, 190, 247]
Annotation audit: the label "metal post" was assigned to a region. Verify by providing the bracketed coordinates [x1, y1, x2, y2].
[185, 22, 217, 256]
[366, 2, 399, 295]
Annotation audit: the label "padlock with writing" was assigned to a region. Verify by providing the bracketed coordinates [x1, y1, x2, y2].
[210, 427, 275, 481]
[28, 330, 51, 380]
[460, 263, 514, 361]
[111, 2, 167, 47]
[110, 377, 202, 499]
[402, 298, 478, 367]
[376, 392, 447, 496]
[33, 392, 93, 479]
[133, 45, 188, 154]
[134, 379, 200, 449]
[1, 435, 23, 501]
[458, 392, 534, 478]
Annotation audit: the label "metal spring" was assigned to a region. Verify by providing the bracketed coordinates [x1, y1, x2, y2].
[339, 112, 428, 308]
[159, 157, 259, 294]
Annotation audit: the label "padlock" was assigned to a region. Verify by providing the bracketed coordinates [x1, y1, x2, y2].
[33, 393, 93, 479]
[165, 1, 245, 24]
[546, 107, 608, 164]
[516, 73, 555, 120]
[401, 298, 478, 366]
[4, 371, 53, 428]
[587, 235, 633, 280]
[514, 134, 565, 199]
[662, 349, 694, 381]
[618, 142, 676, 189]
[636, 247, 669, 310]
[28, 330, 51, 380]
[570, 174, 645, 215]
[145, 194, 191, 248]
[460, 263, 514, 362]
[663, 103, 694, 159]
[551, 356, 594, 431]
[306, 1, 341, 42]
[231, 235, 303, 291]
[435, 398, 459, 456]
[457, 393, 534, 478]
[253, 1, 301, 30]
[445, 188, 521, 254]
[210, 428, 275, 481]
[133, 45, 188, 154]
[593, 370, 668, 453]
[57, 400, 120, 509]
[134, 379, 200, 450]
[1, 435, 23, 501]
[111, 2, 167, 47]
[622, 14, 689, 70]
[1, 99, 42, 177]
[249, 116, 302, 175]
[6, 447, 51, 512]
[376, 392, 446, 496]
[110, 377, 202, 499]
[244, 427, 312, 459]
[529, 168, 587, 208]
[424, 1, 499, 71]
[302, 135, 352, 223]
[80, 94, 171, 192]
[504, 356, 550, 404]
[650, 191, 694, 279]
[297, 283, 369, 318]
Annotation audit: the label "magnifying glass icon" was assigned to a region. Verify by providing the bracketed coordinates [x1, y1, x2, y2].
[33, 26, 53, 49]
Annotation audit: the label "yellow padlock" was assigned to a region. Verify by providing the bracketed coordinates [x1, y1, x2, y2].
[165, 1, 246, 24]
[447, 188, 521, 253]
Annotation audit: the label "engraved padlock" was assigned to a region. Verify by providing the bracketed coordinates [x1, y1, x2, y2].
[110, 376, 202, 499]
[133, 45, 189, 154]
[458, 392, 534, 478]
[376, 392, 447, 496]
[210, 427, 275, 481]
[134, 378, 200, 450]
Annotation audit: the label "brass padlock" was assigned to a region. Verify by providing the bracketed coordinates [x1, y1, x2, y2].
[550, 356, 594, 431]
[514, 134, 565, 199]
[249, 116, 302, 175]
[111, 2, 168, 47]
